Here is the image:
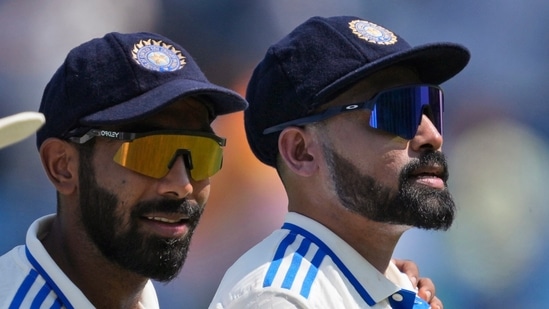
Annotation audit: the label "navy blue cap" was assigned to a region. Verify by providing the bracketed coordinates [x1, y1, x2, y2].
[245, 16, 470, 167]
[37, 31, 248, 147]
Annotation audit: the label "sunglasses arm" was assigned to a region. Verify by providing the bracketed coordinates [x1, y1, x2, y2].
[68, 129, 137, 144]
[262, 101, 373, 135]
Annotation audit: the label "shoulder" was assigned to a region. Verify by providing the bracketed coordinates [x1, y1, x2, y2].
[0, 246, 38, 306]
[210, 227, 340, 309]
[214, 230, 289, 290]
[209, 230, 298, 307]
[0, 245, 32, 281]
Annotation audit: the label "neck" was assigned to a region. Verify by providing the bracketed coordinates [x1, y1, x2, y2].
[328, 217, 406, 272]
[290, 200, 408, 273]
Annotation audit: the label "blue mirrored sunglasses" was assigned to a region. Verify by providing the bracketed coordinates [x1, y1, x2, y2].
[263, 85, 444, 140]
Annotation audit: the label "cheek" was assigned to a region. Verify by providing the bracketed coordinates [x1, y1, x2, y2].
[358, 133, 409, 182]
[92, 145, 147, 204]
[192, 179, 211, 206]
[326, 119, 410, 188]
[372, 151, 408, 185]
[93, 152, 123, 186]
[345, 143, 406, 187]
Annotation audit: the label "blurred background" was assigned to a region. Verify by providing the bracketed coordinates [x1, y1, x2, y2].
[1, 0, 548, 308]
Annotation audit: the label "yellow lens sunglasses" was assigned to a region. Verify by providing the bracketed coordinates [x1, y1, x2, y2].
[69, 129, 226, 180]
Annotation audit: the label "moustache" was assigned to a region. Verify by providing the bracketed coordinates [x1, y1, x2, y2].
[401, 151, 450, 183]
[131, 198, 203, 221]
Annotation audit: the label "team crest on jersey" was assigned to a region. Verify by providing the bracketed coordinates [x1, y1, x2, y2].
[349, 20, 397, 45]
[131, 39, 186, 72]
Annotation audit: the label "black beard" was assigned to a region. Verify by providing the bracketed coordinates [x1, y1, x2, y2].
[78, 149, 203, 282]
[323, 145, 455, 230]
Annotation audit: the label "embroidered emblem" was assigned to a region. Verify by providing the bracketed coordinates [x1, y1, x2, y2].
[349, 20, 397, 45]
[132, 39, 186, 72]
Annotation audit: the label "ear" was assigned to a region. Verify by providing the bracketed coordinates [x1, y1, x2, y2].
[278, 127, 319, 177]
[39, 138, 79, 195]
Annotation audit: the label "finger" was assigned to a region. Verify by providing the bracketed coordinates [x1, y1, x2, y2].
[427, 296, 443, 309]
[392, 258, 419, 287]
[417, 277, 435, 301]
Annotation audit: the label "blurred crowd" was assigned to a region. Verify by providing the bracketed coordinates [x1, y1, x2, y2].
[1, 1, 548, 308]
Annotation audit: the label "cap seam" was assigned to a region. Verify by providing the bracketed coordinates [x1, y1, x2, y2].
[309, 17, 368, 108]
[111, 34, 144, 96]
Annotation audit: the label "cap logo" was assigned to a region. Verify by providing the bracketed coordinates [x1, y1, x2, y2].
[132, 39, 186, 72]
[349, 20, 397, 45]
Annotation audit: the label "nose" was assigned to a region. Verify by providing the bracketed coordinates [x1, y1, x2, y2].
[410, 114, 443, 151]
[157, 155, 193, 198]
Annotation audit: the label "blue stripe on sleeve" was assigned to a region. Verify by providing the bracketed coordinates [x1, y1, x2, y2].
[281, 237, 312, 290]
[9, 269, 39, 309]
[282, 223, 376, 306]
[49, 297, 63, 309]
[263, 232, 298, 287]
[31, 283, 53, 308]
[300, 247, 326, 298]
[25, 246, 75, 309]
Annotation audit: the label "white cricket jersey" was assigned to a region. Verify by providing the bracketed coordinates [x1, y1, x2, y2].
[210, 212, 429, 309]
[0, 214, 159, 309]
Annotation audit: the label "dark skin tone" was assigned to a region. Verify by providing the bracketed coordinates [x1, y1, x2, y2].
[39, 97, 212, 308]
[37, 95, 441, 308]
[278, 67, 444, 308]
[395, 259, 441, 308]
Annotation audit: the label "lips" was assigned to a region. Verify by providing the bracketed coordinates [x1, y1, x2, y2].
[408, 164, 447, 189]
[145, 215, 188, 224]
[140, 213, 192, 238]
[410, 165, 445, 180]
